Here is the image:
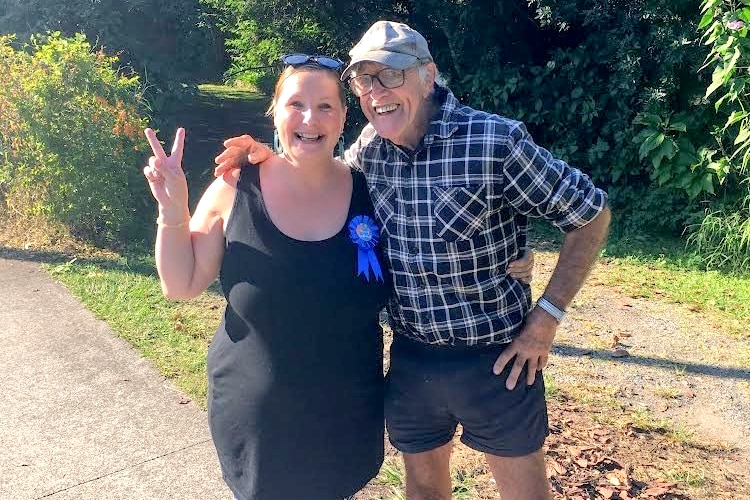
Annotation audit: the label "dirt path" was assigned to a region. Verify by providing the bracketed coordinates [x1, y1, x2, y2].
[544, 250, 750, 498]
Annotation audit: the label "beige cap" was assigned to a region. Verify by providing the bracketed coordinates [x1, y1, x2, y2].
[342, 21, 433, 79]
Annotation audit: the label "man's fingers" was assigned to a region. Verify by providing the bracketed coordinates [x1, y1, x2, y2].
[213, 163, 229, 178]
[223, 135, 256, 148]
[144, 128, 167, 159]
[538, 353, 548, 371]
[493, 349, 514, 376]
[506, 357, 526, 391]
[526, 358, 539, 386]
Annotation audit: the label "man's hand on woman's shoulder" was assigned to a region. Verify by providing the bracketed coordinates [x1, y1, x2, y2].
[214, 135, 274, 177]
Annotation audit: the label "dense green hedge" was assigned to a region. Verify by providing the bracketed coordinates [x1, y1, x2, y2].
[0, 33, 150, 244]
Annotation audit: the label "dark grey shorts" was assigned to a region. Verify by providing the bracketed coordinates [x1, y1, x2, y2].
[385, 334, 549, 457]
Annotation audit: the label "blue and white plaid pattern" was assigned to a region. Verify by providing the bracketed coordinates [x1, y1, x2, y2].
[345, 86, 608, 346]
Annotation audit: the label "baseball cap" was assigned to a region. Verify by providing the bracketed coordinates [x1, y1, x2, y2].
[341, 21, 433, 79]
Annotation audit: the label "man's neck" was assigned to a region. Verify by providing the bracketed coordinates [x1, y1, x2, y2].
[395, 92, 439, 151]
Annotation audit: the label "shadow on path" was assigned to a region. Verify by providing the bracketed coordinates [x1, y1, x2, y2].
[553, 343, 750, 381]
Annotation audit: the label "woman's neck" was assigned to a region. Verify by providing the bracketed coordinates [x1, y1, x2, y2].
[273, 154, 345, 194]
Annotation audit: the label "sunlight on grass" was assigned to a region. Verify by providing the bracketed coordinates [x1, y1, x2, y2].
[626, 408, 695, 444]
[665, 468, 707, 487]
[199, 83, 264, 100]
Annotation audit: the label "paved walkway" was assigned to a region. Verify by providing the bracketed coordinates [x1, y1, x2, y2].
[0, 257, 228, 499]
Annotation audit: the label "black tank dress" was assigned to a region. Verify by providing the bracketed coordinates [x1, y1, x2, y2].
[208, 167, 390, 500]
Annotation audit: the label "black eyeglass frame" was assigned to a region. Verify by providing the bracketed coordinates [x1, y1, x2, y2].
[281, 53, 344, 71]
[346, 67, 418, 97]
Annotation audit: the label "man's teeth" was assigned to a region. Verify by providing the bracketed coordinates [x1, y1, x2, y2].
[375, 104, 398, 114]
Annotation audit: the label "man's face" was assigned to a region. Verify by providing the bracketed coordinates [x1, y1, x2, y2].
[355, 61, 435, 149]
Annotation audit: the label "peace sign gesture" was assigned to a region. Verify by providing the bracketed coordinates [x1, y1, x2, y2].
[143, 128, 189, 212]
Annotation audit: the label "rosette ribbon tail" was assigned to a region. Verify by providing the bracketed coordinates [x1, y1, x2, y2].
[357, 248, 371, 280]
[368, 249, 384, 282]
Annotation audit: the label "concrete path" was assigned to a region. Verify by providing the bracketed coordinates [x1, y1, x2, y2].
[0, 258, 228, 500]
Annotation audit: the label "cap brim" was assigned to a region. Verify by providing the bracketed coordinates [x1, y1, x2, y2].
[341, 51, 420, 80]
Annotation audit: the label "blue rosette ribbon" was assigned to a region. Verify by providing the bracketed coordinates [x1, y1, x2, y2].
[348, 215, 384, 282]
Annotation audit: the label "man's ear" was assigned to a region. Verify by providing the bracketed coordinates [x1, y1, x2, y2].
[422, 63, 437, 97]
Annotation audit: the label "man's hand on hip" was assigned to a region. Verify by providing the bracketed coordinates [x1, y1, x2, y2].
[492, 308, 558, 390]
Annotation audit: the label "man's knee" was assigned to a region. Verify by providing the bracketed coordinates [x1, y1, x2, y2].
[402, 445, 453, 500]
[486, 449, 551, 500]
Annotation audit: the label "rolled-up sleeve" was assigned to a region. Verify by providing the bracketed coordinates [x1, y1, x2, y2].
[499, 121, 607, 233]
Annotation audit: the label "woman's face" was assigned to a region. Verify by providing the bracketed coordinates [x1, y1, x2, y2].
[273, 70, 347, 164]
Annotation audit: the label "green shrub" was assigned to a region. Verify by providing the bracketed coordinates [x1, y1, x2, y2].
[0, 32, 150, 245]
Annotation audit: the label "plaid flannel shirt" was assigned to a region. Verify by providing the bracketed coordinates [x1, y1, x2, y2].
[345, 86, 608, 346]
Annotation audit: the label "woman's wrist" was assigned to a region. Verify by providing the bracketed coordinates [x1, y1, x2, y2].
[157, 206, 191, 227]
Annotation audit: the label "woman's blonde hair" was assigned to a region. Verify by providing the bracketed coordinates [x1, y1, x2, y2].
[266, 64, 347, 117]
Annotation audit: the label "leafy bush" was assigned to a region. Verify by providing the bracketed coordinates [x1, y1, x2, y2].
[0, 32, 150, 244]
[689, 0, 750, 270]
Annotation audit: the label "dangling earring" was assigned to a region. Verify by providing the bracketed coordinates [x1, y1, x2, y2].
[273, 129, 283, 154]
[337, 135, 345, 158]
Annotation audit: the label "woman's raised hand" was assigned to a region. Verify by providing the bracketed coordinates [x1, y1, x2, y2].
[214, 134, 274, 177]
[143, 128, 189, 213]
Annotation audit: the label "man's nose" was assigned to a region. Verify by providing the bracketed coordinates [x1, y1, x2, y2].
[369, 77, 388, 98]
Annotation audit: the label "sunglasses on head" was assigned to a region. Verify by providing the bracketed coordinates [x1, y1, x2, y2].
[281, 54, 344, 71]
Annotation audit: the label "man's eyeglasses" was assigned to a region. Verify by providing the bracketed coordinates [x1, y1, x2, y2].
[281, 54, 344, 71]
[347, 68, 409, 97]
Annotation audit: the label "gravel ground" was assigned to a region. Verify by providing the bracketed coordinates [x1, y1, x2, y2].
[545, 256, 750, 486]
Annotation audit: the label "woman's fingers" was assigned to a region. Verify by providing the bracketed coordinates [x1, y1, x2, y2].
[170, 127, 185, 164]
[144, 128, 167, 159]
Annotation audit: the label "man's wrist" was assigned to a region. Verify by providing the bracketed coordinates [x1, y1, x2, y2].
[536, 295, 565, 323]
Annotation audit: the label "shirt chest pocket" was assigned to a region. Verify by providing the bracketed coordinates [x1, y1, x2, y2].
[432, 184, 488, 242]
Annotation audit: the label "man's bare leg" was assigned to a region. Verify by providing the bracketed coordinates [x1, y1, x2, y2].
[485, 448, 551, 500]
[402, 442, 453, 500]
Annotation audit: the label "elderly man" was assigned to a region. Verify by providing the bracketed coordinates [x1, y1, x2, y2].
[216, 20, 610, 500]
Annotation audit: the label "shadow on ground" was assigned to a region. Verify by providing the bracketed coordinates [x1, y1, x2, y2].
[553, 343, 750, 381]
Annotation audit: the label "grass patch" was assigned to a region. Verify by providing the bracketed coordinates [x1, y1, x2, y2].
[665, 468, 708, 487]
[625, 408, 695, 444]
[530, 220, 750, 339]
[198, 83, 262, 100]
[654, 387, 683, 400]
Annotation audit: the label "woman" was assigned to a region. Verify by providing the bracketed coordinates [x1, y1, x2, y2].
[144, 57, 390, 500]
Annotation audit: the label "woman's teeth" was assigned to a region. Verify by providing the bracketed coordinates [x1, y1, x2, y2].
[296, 133, 321, 141]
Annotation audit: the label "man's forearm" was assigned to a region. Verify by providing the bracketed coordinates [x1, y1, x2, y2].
[542, 206, 611, 308]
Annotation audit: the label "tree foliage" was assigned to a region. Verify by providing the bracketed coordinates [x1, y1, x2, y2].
[0, 0, 225, 93]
